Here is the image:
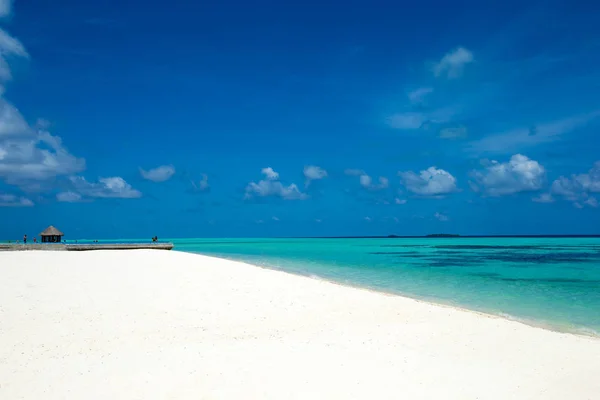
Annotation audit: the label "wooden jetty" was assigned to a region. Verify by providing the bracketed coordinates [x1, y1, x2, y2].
[2, 224, 173, 251]
[66, 243, 174, 251]
[0, 244, 67, 251]
[0, 243, 174, 251]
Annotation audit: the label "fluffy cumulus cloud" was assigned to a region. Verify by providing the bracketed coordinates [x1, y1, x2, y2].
[140, 165, 175, 182]
[69, 176, 141, 199]
[303, 165, 327, 187]
[0, 2, 85, 191]
[347, 169, 389, 191]
[552, 178, 581, 200]
[0, 102, 85, 191]
[395, 198, 407, 205]
[245, 168, 307, 200]
[245, 181, 306, 200]
[432, 47, 473, 79]
[261, 167, 279, 180]
[0, 193, 33, 207]
[551, 161, 600, 207]
[399, 167, 457, 196]
[359, 174, 388, 190]
[470, 154, 545, 196]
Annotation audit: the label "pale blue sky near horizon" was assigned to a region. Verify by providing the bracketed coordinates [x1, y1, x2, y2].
[1, 0, 600, 239]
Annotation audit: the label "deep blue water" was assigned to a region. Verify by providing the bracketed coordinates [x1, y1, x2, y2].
[171, 237, 600, 336]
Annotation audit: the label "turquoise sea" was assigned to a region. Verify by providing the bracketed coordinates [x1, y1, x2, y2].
[172, 237, 600, 336]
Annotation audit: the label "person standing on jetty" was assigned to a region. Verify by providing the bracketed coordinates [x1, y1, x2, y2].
[23, 234, 27, 244]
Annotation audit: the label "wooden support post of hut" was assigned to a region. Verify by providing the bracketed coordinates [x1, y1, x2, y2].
[40, 226, 64, 243]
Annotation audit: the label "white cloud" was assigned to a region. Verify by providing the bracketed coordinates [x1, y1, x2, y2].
[245, 180, 307, 200]
[470, 154, 545, 196]
[0, 4, 28, 81]
[395, 198, 407, 205]
[0, 8, 85, 191]
[359, 174, 372, 187]
[407, 87, 433, 104]
[304, 165, 327, 180]
[0, 2, 29, 82]
[551, 161, 600, 206]
[551, 177, 580, 200]
[399, 167, 457, 196]
[261, 167, 279, 180]
[0, 28, 27, 56]
[140, 165, 175, 182]
[69, 176, 141, 199]
[0, 110, 86, 189]
[0, 29, 28, 82]
[552, 169, 600, 199]
[465, 111, 600, 155]
[0, 193, 33, 207]
[304, 165, 327, 186]
[532, 193, 554, 203]
[359, 173, 388, 190]
[364, 216, 372, 222]
[378, 176, 389, 189]
[56, 191, 82, 203]
[245, 169, 307, 200]
[272, 216, 280, 221]
[434, 212, 449, 221]
[432, 47, 473, 79]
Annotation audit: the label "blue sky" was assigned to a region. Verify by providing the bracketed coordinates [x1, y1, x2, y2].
[1, 0, 600, 239]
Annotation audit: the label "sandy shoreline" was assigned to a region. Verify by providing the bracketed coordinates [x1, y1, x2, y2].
[214, 253, 599, 338]
[1, 250, 599, 399]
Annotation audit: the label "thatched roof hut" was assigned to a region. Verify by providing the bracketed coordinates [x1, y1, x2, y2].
[40, 225, 64, 243]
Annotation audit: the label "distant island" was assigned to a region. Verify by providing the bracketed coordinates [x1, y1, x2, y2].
[425, 234, 460, 238]
[386, 234, 461, 238]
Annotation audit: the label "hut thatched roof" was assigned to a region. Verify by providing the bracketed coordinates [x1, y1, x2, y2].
[40, 225, 64, 236]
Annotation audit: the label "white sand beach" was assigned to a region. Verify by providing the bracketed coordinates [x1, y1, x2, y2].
[1, 250, 599, 399]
